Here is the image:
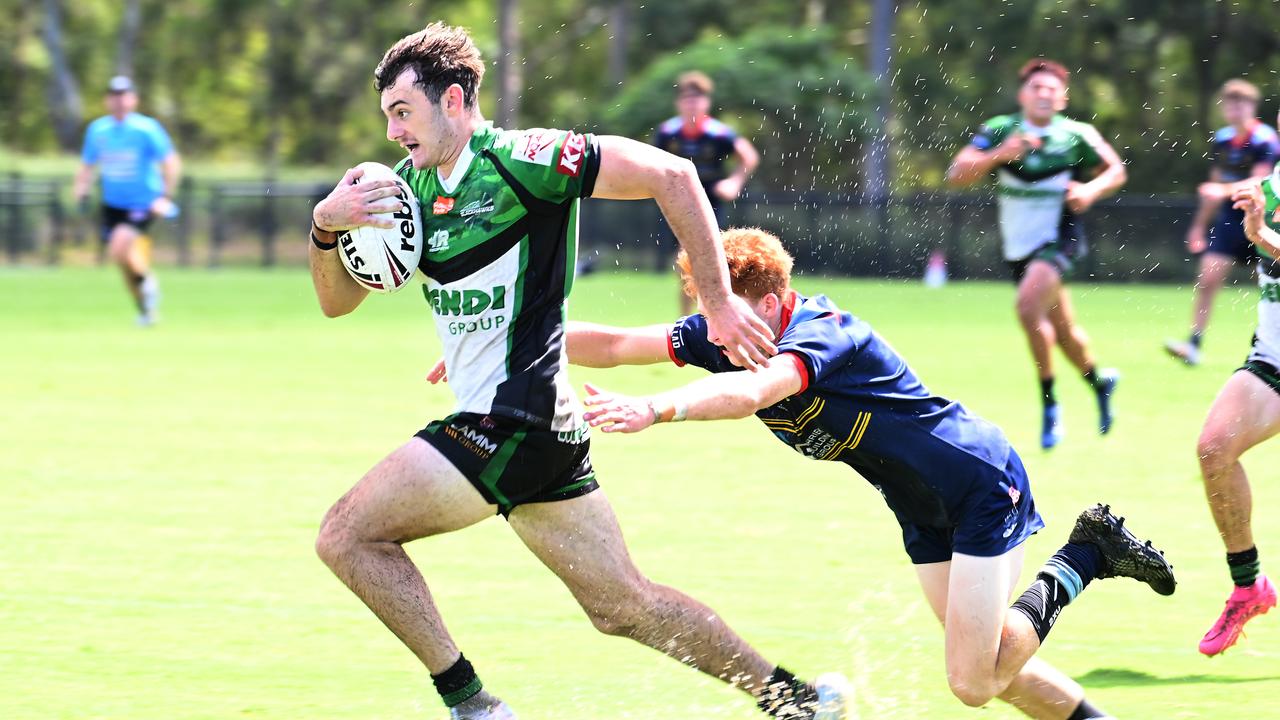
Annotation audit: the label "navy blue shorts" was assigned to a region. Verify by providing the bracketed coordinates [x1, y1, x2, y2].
[1205, 208, 1256, 265]
[898, 449, 1044, 564]
[100, 204, 153, 244]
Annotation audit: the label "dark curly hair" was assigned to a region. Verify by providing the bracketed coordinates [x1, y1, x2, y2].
[374, 22, 485, 107]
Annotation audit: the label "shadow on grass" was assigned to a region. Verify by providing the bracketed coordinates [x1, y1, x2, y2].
[1077, 668, 1280, 687]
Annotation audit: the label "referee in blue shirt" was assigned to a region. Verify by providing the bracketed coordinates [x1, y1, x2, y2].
[73, 76, 181, 326]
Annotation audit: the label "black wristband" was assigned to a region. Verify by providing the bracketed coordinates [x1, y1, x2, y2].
[311, 226, 338, 251]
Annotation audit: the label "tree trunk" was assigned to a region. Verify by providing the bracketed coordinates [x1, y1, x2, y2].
[607, 0, 629, 92]
[864, 0, 894, 195]
[40, 0, 83, 151]
[496, 0, 521, 128]
[115, 0, 142, 77]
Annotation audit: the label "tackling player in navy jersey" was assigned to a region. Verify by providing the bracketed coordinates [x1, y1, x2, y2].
[566, 228, 1176, 719]
[1165, 79, 1280, 366]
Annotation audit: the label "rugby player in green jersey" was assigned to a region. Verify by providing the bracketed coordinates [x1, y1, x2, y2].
[947, 59, 1126, 450]
[305, 22, 847, 720]
[1193, 178, 1280, 656]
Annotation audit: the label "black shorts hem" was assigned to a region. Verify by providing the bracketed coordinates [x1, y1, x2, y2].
[1240, 360, 1280, 397]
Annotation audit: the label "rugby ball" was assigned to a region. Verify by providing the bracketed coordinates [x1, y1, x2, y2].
[337, 162, 423, 293]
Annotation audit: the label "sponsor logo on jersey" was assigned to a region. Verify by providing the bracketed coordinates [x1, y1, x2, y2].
[426, 284, 511, 335]
[557, 423, 589, 445]
[513, 130, 559, 166]
[459, 196, 495, 218]
[1007, 485, 1022, 506]
[433, 196, 454, 215]
[427, 285, 507, 316]
[1262, 279, 1280, 303]
[557, 132, 587, 177]
[427, 230, 450, 253]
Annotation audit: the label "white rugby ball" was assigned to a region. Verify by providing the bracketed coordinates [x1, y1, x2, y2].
[337, 162, 423, 293]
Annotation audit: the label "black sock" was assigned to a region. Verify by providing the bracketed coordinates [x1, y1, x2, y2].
[1011, 575, 1073, 645]
[1068, 698, 1108, 719]
[432, 653, 483, 708]
[1040, 377, 1057, 408]
[1082, 367, 1100, 389]
[757, 666, 818, 719]
[1228, 546, 1261, 587]
[1190, 330, 1203, 349]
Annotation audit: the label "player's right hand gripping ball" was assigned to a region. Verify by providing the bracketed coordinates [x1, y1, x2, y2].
[338, 162, 423, 293]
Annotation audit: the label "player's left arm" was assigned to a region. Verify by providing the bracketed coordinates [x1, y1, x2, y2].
[582, 353, 805, 433]
[1066, 126, 1127, 213]
[566, 321, 672, 367]
[590, 134, 776, 370]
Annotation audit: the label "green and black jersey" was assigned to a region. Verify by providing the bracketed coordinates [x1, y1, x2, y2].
[969, 113, 1105, 260]
[396, 123, 599, 433]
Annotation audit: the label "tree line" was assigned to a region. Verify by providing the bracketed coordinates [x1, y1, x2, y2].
[6, 0, 1280, 194]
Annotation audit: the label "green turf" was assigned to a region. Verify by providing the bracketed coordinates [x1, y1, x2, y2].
[3, 267, 1278, 719]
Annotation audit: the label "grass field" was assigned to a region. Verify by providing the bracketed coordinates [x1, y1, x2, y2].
[4, 267, 1280, 719]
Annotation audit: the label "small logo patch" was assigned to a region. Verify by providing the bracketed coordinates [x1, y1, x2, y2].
[459, 196, 495, 218]
[513, 129, 559, 166]
[557, 131, 587, 176]
[433, 196, 454, 215]
[427, 230, 450, 253]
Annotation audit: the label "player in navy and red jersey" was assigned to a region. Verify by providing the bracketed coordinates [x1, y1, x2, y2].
[568, 227, 1176, 719]
[1166, 79, 1280, 366]
[654, 71, 759, 313]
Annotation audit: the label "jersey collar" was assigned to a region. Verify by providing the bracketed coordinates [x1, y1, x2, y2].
[436, 123, 494, 194]
[681, 115, 710, 139]
[1230, 118, 1260, 149]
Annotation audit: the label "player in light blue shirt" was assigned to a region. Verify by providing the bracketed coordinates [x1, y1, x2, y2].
[73, 76, 181, 326]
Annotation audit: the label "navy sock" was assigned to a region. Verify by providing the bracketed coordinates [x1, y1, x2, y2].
[1040, 377, 1057, 408]
[1011, 542, 1103, 644]
[1190, 330, 1203, 349]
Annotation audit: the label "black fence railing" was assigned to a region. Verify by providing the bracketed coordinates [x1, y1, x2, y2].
[1, 173, 1204, 282]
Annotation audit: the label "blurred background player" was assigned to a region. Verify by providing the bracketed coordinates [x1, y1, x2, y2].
[73, 75, 181, 327]
[1165, 79, 1280, 366]
[654, 71, 759, 314]
[946, 58, 1126, 450]
[568, 227, 1175, 720]
[1194, 179, 1280, 657]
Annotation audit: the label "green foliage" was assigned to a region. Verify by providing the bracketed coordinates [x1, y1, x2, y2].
[7, 1, 1280, 191]
[602, 26, 874, 190]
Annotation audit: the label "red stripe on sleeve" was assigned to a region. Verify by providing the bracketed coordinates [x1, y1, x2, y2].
[784, 351, 810, 394]
[667, 329, 686, 367]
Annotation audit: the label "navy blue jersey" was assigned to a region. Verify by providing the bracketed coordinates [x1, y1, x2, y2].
[668, 292, 1016, 529]
[654, 116, 737, 200]
[1211, 121, 1280, 182]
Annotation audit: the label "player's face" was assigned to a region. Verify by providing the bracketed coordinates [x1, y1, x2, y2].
[105, 91, 136, 117]
[700, 292, 776, 368]
[1017, 72, 1067, 124]
[1221, 96, 1257, 127]
[382, 70, 457, 170]
[676, 91, 711, 120]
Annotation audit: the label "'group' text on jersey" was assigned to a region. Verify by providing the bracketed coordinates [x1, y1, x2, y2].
[969, 113, 1104, 261]
[397, 124, 599, 433]
[668, 291, 1019, 530]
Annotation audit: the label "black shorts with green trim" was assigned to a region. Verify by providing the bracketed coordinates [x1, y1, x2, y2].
[1240, 359, 1280, 397]
[415, 413, 599, 516]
